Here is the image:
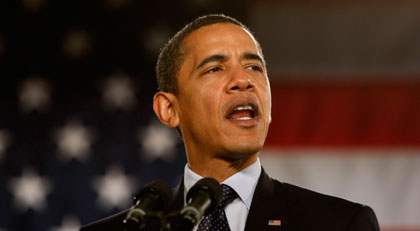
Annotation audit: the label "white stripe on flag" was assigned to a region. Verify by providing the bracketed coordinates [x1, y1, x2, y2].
[260, 148, 420, 228]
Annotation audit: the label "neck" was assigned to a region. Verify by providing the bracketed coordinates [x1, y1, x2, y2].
[187, 153, 258, 182]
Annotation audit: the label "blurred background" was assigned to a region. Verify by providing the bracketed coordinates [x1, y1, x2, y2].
[0, 0, 419, 230]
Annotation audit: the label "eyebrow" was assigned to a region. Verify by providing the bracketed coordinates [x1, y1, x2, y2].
[243, 52, 265, 65]
[196, 54, 227, 70]
[195, 52, 265, 70]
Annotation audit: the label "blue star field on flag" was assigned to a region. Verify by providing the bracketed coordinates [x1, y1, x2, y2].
[0, 1, 249, 230]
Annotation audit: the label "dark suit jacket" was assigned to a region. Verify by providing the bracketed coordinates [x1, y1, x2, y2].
[80, 168, 380, 231]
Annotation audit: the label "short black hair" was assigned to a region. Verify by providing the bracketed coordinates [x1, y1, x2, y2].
[155, 14, 259, 94]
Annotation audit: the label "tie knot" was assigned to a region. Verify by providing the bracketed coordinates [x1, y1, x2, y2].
[218, 184, 238, 208]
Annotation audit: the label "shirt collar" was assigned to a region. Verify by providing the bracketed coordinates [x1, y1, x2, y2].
[184, 158, 261, 210]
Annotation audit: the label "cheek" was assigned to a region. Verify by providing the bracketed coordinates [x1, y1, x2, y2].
[183, 85, 220, 123]
[201, 87, 221, 117]
[259, 80, 272, 122]
[266, 87, 272, 115]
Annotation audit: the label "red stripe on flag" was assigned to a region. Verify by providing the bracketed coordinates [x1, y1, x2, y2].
[265, 80, 420, 147]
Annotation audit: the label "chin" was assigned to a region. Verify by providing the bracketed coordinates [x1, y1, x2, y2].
[217, 144, 261, 170]
[219, 141, 263, 161]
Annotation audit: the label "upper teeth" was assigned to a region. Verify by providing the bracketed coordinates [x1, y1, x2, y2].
[234, 105, 253, 111]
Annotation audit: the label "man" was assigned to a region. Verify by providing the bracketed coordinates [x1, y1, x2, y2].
[81, 14, 380, 231]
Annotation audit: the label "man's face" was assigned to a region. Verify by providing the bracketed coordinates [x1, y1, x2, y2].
[174, 23, 272, 160]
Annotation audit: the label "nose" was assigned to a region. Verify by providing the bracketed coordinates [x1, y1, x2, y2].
[226, 67, 253, 93]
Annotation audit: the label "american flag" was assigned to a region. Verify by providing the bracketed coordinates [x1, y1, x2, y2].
[1, 0, 420, 231]
[268, 220, 281, 226]
[255, 1, 420, 230]
[0, 0, 249, 230]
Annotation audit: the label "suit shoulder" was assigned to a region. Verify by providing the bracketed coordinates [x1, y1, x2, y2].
[270, 178, 379, 230]
[273, 179, 363, 209]
[80, 210, 128, 231]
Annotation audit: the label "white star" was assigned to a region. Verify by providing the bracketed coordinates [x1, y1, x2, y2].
[0, 130, 11, 162]
[18, 77, 51, 112]
[8, 168, 52, 213]
[102, 72, 137, 110]
[138, 121, 178, 162]
[55, 120, 94, 163]
[49, 215, 80, 231]
[62, 29, 91, 59]
[93, 165, 136, 211]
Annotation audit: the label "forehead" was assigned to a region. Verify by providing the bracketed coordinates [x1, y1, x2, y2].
[181, 23, 261, 58]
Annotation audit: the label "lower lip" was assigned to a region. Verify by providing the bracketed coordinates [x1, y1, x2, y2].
[227, 116, 259, 127]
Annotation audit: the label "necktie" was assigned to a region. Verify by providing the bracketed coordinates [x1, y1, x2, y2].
[197, 184, 238, 231]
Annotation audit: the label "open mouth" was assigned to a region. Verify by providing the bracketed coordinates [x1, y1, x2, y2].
[226, 101, 259, 121]
[229, 105, 255, 120]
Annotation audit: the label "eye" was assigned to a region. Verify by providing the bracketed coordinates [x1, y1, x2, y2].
[205, 66, 222, 74]
[246, 65, 263, 72]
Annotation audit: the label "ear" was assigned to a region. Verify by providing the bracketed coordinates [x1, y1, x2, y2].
[153, 91, 180, 128]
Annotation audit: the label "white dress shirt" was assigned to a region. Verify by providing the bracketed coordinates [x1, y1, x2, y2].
[184, 158, 262, 231]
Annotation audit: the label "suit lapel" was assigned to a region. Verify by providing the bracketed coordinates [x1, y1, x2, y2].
[244, 168, 295, 231]
[170, 169, 297, 230]
[168, 178, 184, 212]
